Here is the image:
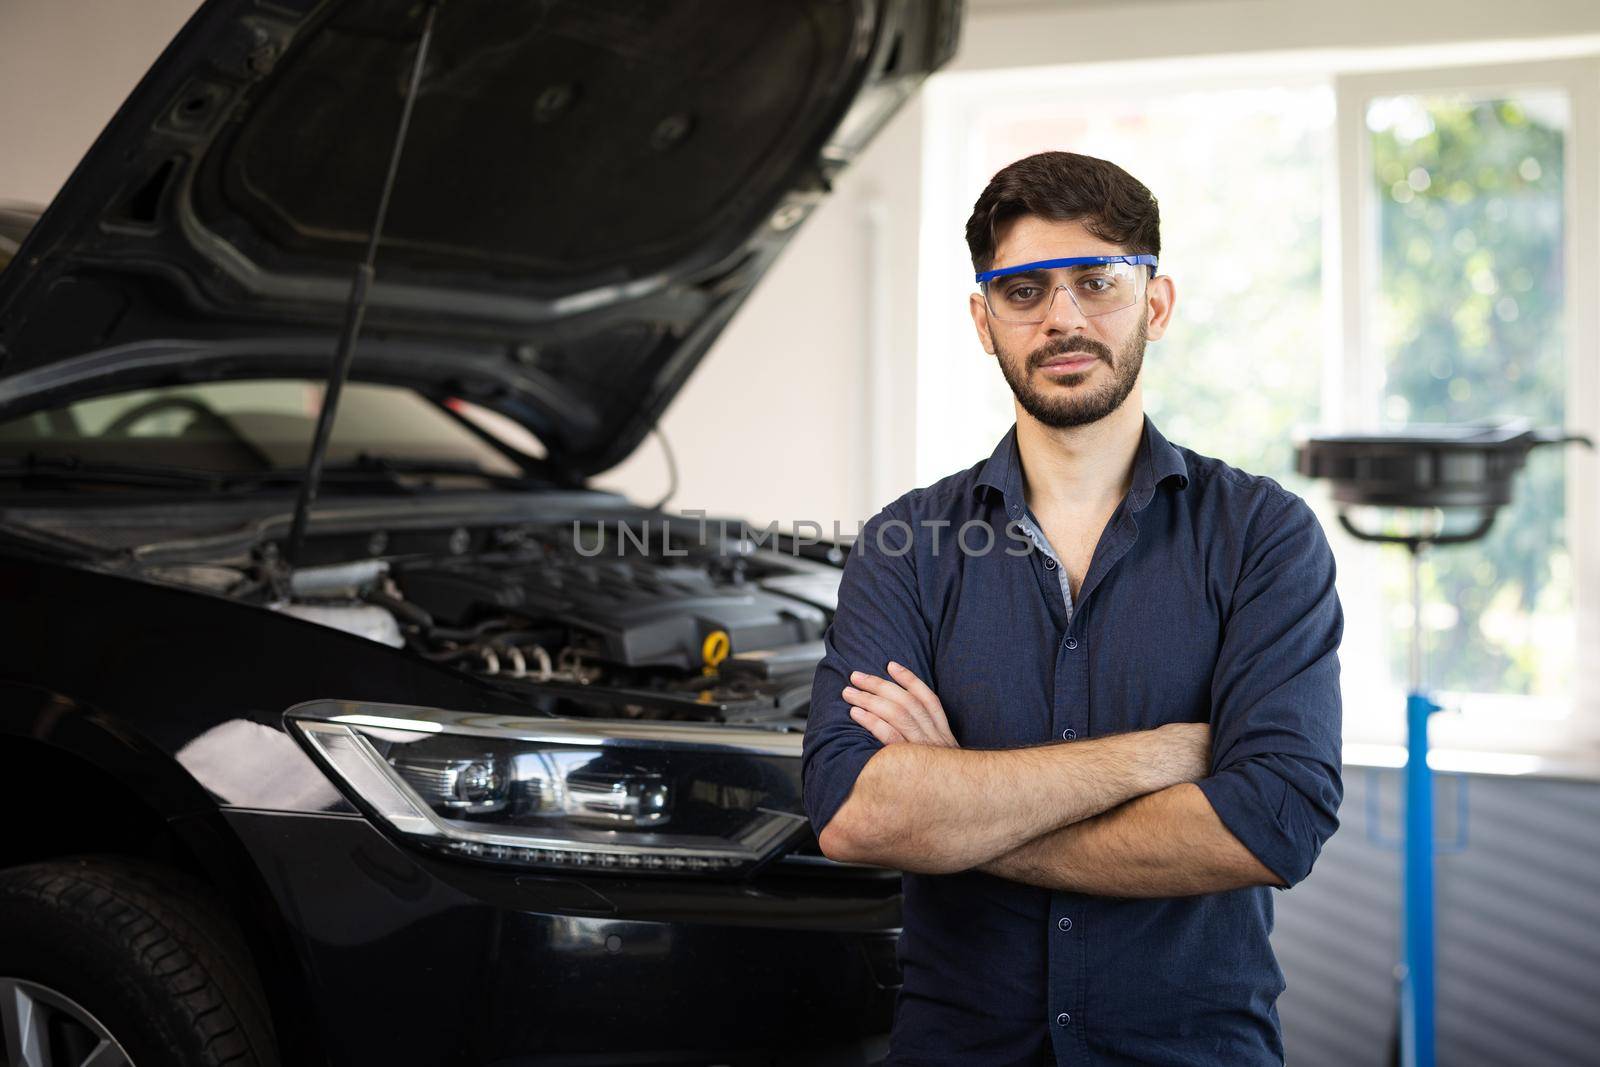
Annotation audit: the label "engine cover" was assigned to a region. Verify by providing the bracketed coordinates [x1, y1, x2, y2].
[396, 555, 828, 672]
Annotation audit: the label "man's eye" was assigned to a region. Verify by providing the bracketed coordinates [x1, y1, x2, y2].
[1078, 275, 1114, 293]
[1005, 286, 1042, 303]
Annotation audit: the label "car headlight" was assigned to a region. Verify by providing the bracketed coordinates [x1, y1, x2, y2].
[287, 700, 808, 875]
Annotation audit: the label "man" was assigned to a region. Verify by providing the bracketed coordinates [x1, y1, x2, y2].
[801, 151, 1343, 1065]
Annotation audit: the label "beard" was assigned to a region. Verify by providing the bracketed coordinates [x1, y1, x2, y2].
[994, 312, 1147, 429]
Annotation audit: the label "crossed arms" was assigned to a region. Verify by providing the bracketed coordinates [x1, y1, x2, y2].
[800, 493, 1345, 897]
[816, 662, 1281, 895]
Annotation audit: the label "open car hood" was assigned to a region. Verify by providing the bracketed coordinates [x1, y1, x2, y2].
[0, 0, 959, 478]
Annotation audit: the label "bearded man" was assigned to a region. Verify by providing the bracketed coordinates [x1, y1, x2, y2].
[802, 150, 1344, 1066]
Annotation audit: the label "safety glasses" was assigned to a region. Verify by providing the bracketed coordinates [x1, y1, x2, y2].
[976, 255, 1157, 324]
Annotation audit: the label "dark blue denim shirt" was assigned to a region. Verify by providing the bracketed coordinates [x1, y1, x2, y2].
[802, 414, 1344, 1066]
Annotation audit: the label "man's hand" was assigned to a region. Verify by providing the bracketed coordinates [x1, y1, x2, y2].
[842, 661, 959, 748]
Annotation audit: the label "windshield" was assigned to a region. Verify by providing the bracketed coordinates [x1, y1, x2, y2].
[0, 379, 528, 477]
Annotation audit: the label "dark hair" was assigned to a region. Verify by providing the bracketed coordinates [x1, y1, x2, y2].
[964, 151, 1160, 272]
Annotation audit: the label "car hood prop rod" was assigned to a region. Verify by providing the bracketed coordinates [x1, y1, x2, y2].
[284, 1, 441, 567]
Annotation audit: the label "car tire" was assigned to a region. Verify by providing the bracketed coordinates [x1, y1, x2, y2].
[0, 856, 280, 1067]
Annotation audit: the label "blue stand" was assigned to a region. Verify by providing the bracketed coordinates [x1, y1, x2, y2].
[1400, 689, 1442, 1067]
[1363, 547, 1469, 1067]
[1306, 425, 1593, 1067]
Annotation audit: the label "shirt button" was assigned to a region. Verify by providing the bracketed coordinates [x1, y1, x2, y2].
[1043, 557, 1057, 570]
[1061, 728, 1077, 740]
[1056, 1012, 1072, 1027]
[1058, 917, 1073, 931]
[1065, 637, 1078, 650]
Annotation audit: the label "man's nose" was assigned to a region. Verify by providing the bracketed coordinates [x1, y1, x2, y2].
[1042, 285, 1090, 333]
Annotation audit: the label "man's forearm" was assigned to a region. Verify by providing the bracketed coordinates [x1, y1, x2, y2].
[979, 782, 1284, 896]
[817, 725, 1205, 874]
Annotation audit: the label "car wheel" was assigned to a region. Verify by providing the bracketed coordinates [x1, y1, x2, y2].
[0, 857, 280, 1067]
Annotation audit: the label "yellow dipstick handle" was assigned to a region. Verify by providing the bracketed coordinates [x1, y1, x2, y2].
[701, 630, 730, 676]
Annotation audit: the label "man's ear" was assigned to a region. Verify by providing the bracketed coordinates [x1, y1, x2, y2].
[969, 292, 996, 355]
[1144, 274, 1176, 343]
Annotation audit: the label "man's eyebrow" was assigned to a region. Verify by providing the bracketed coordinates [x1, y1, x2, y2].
[995, 268, 1049, 281]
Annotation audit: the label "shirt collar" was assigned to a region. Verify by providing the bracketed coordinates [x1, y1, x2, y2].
[973, 413, 1190, 519]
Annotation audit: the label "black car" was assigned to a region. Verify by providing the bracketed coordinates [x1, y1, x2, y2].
[0, 2, 959, 1064]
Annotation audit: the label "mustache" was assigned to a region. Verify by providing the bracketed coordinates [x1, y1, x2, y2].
[1029, 335, 1112, 368]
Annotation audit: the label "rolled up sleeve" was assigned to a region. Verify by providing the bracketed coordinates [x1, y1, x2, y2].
[802, 497, 934, 834]
[1196, 490, 1344, 888]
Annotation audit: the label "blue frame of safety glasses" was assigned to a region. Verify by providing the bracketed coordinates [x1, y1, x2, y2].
[975, 254, 1158, 283]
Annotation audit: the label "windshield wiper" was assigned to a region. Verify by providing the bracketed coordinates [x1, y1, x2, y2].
[0, 455, 231, 491]
[0, 454, 542, 494]
[319, 454, 545, 490]
[251, 455, 542, 491]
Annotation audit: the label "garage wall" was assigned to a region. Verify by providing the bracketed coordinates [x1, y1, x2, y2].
[0, 0, 198, 207]
[1275, 766, 1600, 1066]
[956, 0, 1600, 71]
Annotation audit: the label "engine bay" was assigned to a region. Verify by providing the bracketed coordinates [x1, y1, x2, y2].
[134, 516, 844, 726]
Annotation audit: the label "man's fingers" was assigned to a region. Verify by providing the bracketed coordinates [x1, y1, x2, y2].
[886, 661, 958, 746]
[842, 685, 928, 743]
[885, 661, 942, 713]
[849, 670, 920, 713]
[850, 707, 907, 745]
[849, 670, 938, 739]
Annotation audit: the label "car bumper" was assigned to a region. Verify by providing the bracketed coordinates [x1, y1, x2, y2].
[223, 809, 901, 1066]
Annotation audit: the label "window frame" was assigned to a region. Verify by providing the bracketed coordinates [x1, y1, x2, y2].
[1332, 58, 1600, 753]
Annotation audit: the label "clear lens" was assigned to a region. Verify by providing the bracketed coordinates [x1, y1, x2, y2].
[982, 261, 1146, 323]
[290, 704, 808, 875]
